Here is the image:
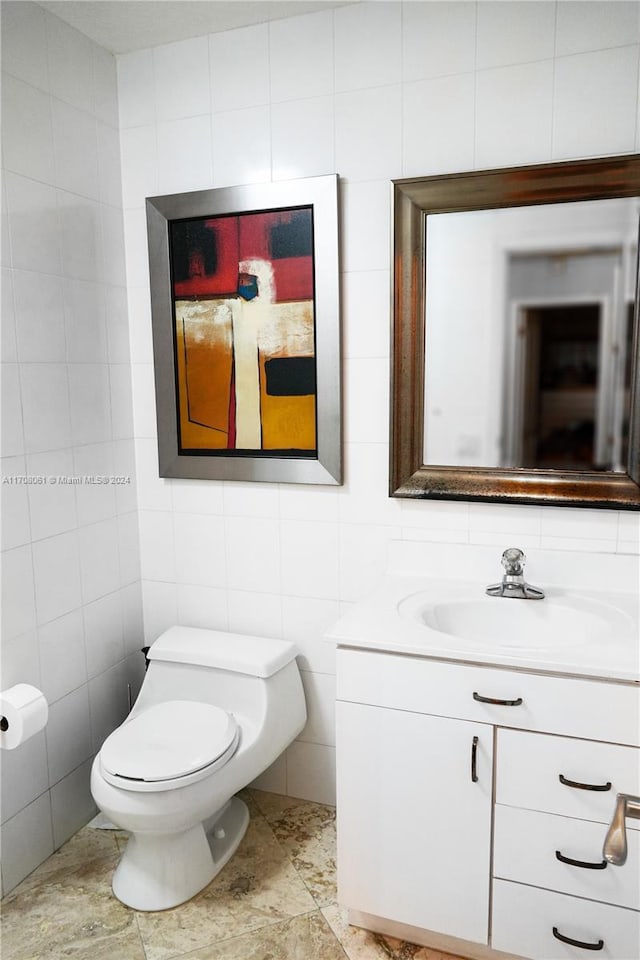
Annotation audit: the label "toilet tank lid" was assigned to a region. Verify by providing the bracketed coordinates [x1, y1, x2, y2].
[149, 626, 298, 677]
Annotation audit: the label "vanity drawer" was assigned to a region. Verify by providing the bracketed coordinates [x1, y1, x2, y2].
[492, 880, 640, 960]
[336, 649, 640, 745]
[494, 805, 639, 909]
[497, 729, 640, 824]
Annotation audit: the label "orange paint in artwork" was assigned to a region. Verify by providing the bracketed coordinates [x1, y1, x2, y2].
[174, 301, 233, 450]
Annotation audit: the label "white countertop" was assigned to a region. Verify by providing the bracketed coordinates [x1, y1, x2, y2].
[325, 574, 640, 685]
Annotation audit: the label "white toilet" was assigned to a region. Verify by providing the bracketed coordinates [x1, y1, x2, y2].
[90, 625, 306, 911]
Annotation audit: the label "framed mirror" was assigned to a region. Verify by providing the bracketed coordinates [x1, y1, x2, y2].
[391, 155, 640, 510]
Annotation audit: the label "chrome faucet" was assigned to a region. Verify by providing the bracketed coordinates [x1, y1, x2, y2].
[486, 547, 545, 600]
[603, 793, 640, 866]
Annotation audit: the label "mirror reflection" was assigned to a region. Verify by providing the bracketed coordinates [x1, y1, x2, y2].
[424, 198, 639, 473]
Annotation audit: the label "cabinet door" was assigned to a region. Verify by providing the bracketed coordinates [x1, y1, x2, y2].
[336, 700, 493, 944]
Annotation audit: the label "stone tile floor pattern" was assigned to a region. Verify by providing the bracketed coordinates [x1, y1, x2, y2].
[1, 789, 467, 960]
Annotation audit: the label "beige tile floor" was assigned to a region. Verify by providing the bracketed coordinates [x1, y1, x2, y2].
[1, 789, 467, 960]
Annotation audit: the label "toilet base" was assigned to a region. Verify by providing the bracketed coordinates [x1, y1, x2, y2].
[112, 796, 250, 911]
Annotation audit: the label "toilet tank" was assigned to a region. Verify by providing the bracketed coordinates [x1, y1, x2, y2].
[149, 626, 297, 677]
[133, 626, 304, 729]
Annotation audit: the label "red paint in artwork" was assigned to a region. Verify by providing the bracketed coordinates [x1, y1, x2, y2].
[271, 256, 313, 302]
[238, 212, 313, 301]
[173, 217, 239, 297]
[238, 212, 276, 260]
[173, 210, 313, 303]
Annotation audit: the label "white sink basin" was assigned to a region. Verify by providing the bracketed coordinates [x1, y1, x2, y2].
[398, 590, 629, 650]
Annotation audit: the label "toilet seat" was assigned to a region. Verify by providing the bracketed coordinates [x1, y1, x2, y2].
[99, 700, 240, 792]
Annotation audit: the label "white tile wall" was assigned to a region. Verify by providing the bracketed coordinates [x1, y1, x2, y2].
[298, 671, 337, 746]
[476, 0, 556, 69]
[1, 1, 141, 894]
[209, 24, 269, 111]
[38, 609, 88, 704]
[211, 106, 271, 187]
[83, 592, 125, 679]
[14, 271, 66, 362]
[5, 174, 63, 275]
[334, 2, 402, 91]
[13, 270, 66, 363]
[46, 684, 93, 785]
[64, 279, 108, 363]
[154, 36, 210, 121]
[50, 758, 96, 849]
[0, 630, 41, 691]
[227, 590, 282, 638]
[156, 115, 213, 194]
[402, 1, 476, 81]
[177, 584, 229, 631]
[402, 73, 476, 176]
[280, 520, 340, 600]
[0, 0, 49, 91]
[117, 48, 155, 128]
[475, 60, 554, 167]
[2, 544, 37, 640]
[173, 513, 226, 587]
[335, 85, 402, 181]
[270, 11, 334, 102]
[26, 449, 78, 540]
[2, 76, 56, 184]
[32, 531, 83, 625]
[52, 98, 100, 199]
[89, 656, 143, 753]
[552, 46, 639, 159]
[0, 793, 55, 894]
[286, 741, 336, 805]
[1, 268, 18, 361]
[555, 0, 640, 56]
[73, 443, 118, 525]
[271, 96, 335, 181]
[0, 730, 49, 824]
[1, 456, 31, 549]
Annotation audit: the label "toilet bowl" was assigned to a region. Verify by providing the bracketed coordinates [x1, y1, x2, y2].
[90, 626, 306, 911]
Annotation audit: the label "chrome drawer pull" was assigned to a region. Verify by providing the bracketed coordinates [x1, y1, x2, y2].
[552, 927, 604, 951]
[559, 774, 612, 792]
[555, 850, 608, 870]
[472, 692, 523, 706]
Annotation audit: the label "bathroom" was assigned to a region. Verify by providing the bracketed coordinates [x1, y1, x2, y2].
[1, 0, 639, 957]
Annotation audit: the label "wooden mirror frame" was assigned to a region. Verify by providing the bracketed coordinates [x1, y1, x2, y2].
[391, 155, 640, 510]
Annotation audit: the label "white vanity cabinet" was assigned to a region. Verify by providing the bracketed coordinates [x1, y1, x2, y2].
[337, 701, 493, 944]
[335, 647, 640, 960]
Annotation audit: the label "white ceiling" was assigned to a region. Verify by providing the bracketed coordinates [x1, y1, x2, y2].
[38, 1, 355, 55]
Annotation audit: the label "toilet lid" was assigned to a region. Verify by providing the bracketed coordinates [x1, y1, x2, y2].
[100, 701, 238, 782]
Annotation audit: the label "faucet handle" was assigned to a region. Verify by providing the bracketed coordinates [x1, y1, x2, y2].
[502, 547, 525, 576]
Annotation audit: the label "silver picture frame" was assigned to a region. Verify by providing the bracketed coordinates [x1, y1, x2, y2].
[146, 174, 341, 485]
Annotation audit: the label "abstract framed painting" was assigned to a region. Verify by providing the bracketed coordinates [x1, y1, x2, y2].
[146, 175, 341, 484]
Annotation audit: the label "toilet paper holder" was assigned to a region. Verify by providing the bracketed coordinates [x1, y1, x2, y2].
[0, 684, 49, 749]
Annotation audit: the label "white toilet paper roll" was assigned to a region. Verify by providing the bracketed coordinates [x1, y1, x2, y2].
[0, 684, 48, 750]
